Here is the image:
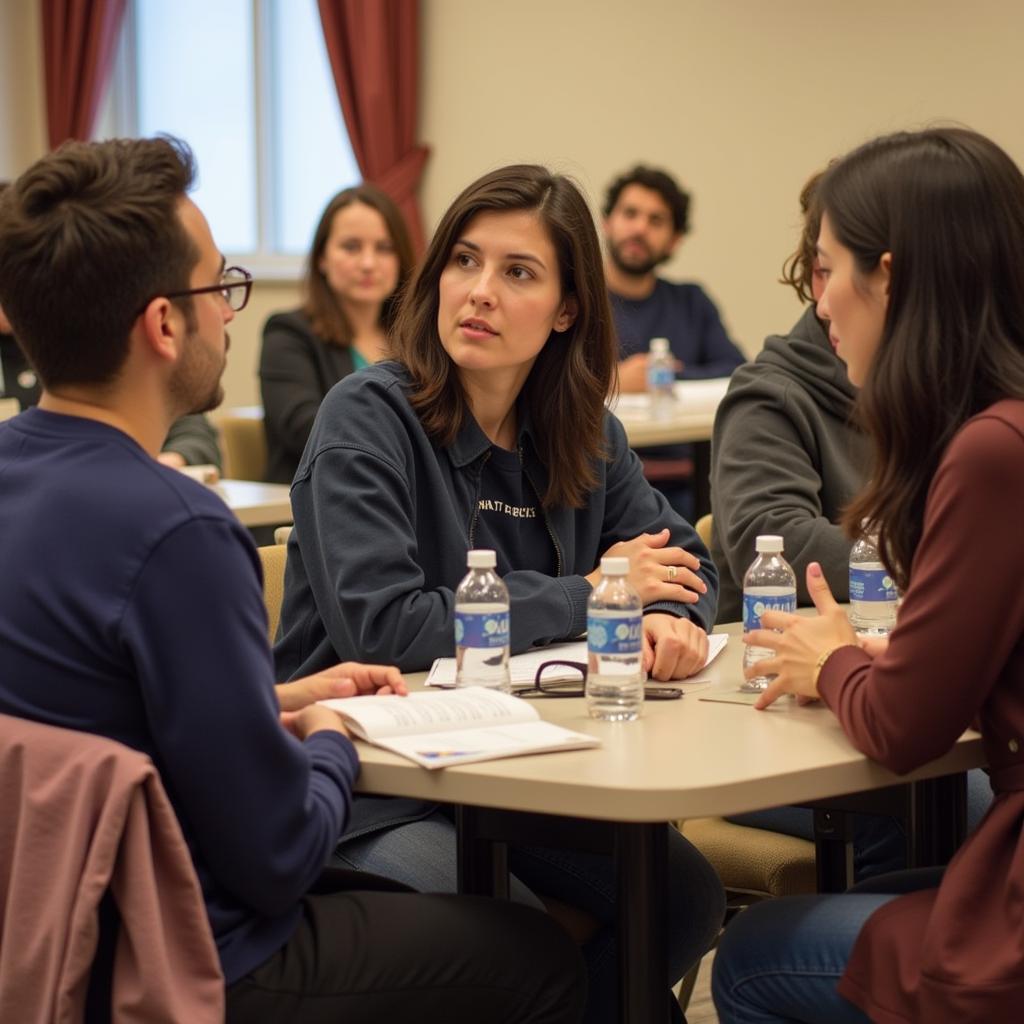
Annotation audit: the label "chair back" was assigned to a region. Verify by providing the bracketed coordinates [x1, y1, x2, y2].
[258, 543, 288, 643]
[218, 412, 267, 481]
[695, 513, 713, 548]
[0, 714, 223, 1023]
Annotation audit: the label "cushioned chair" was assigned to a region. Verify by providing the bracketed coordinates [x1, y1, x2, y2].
[218, 411, 267, 481]
[258, 543, 288, 644]
[0, 714, 223, 1023]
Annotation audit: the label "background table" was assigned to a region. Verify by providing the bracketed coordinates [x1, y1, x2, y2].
[610, 379, 730, 518]
[212, 479, 292, 528]
[352, 624, 984, 1023]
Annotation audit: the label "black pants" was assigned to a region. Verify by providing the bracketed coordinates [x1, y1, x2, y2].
[225, 887, 586, 1023]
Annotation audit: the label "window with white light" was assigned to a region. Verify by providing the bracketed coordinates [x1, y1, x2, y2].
[98, 0, 361, 274]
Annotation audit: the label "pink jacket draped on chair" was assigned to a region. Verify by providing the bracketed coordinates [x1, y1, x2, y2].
[0, 713, 224, 1023]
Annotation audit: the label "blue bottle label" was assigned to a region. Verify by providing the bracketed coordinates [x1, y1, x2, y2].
[587, 613, 642, 655]
[648, 365, 674, 390]
[743, 592, 796, 631]
[849, 568, 898, 603]
[455, 610, 509, 649]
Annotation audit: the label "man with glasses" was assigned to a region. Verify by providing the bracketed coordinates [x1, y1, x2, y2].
[0, 137, 584, 1022]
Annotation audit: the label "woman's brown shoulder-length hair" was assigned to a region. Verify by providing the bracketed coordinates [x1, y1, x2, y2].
[823, 127, 1024, 589]
[390, 164, 618, 509]
[303, 183, 415, 347]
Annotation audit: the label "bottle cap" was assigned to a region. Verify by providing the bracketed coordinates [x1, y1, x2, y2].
[467, 549, 496, 569]
[649, 337, 669, 355]
[600, 556, 629, 575]
[755, 535, 784, 553]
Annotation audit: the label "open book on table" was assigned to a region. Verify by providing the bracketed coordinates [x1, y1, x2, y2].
[320, 687, 600, 770]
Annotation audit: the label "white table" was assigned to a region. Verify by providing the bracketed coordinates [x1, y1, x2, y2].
[212, 479, 292, 528]
[353, 623, 984, 1023]
[609, 378, 728, 447]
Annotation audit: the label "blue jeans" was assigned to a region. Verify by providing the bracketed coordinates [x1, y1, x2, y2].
[727, 768, 993, 882]
[334, 811, 725, 1024]
[712, 867, 945, 1023]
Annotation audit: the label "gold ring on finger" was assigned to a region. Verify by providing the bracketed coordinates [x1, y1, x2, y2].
[667, 565, 678, 581]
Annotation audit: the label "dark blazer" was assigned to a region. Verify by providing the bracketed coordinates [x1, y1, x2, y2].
[258, 310, 356, 484]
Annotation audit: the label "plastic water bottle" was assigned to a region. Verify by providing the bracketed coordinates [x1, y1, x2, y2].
[741, 536, 797, 692]
[849, 526, 898, 636]
[647, 337, 676, 420]
[586, 556, 644, 721]
[454, 549, 510, 691]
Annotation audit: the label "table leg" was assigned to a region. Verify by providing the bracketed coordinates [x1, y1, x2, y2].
[616, 822, 670, 1024]
[455, 805, 509, 899]
[813, 808, 855, 892]
[909, 773, 967, 868]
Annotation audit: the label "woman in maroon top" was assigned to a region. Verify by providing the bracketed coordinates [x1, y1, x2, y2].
[713, 127, 1024, 1023]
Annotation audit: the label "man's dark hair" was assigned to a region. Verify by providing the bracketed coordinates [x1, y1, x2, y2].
[0, 136, 198, 389]
[602, 165, 690, 235]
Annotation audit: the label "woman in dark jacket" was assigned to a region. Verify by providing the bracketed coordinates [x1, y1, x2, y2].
[276, 165, 725, 1024]
[259, 184, 414, 483]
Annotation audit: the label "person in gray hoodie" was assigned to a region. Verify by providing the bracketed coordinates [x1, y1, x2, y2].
[710, 171, 868, 625]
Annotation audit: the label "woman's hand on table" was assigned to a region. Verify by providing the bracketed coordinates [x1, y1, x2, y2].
[642, 613, 709, 680]
[744, 563, 858, 709]
[588, 528, 707, 604]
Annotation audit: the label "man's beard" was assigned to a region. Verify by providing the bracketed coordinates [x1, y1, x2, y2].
[170, 326, 228, 415]
[607, 237, 670, 278]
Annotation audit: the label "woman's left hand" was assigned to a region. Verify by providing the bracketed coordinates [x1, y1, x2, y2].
[276, 662, 408, 711]
[642, 613, 709, 680]
[746, 563, 858, 709]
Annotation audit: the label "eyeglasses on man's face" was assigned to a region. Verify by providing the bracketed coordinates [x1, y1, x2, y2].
[511, 660, 683, 700]
[165, 265, 253, 313]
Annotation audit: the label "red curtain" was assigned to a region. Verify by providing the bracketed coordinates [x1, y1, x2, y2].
[41, 0, 128, 149]
[317, 0, 430, 253]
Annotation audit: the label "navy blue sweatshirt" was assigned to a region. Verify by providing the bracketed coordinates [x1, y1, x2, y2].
[0, 409, 358, 984]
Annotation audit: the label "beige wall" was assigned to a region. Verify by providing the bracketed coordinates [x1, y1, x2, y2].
[3, 0, 1024, 408]
[0, 0, 46, 178]
[420, 0, 1024, 365]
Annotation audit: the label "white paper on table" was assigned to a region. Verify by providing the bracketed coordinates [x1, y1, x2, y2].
[426, 633, 728, 688]
[606, 377, 730, 418]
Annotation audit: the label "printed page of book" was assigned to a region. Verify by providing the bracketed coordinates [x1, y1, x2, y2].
[320, 686, 538, 741]
[372, 720, 600, 769]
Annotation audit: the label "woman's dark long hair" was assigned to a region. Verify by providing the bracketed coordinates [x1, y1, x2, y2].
[390, 164, 617, 509]
[303, 184, 415, 347]
[824, 128, 1024, 589]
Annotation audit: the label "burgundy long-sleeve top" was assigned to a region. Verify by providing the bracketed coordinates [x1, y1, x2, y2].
[818, 399, 1024, 1023]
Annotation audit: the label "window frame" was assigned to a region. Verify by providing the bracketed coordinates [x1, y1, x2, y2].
[96, 0, 353, 282]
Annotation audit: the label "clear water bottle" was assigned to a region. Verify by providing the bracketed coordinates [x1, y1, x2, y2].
[647, 337, 676, 420]
[849, 526, 898, 636]
[454, 549, 510, 691]
[741, 535, 797, 692]
[586, 556, 644, 721]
